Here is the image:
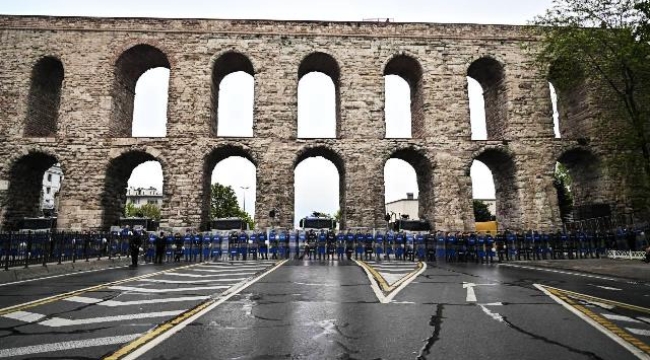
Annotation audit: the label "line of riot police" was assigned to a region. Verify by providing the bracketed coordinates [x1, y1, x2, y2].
[118, 226, 648, 264]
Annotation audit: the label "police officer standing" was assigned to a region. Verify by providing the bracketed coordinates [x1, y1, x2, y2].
[155, 231, 166, 264]
[129, 230, 143, 268]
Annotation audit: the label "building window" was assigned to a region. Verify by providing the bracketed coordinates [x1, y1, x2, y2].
[148, 200, 157, 205]
[47, 174, 52, 182]
[46, 187, 51, 194]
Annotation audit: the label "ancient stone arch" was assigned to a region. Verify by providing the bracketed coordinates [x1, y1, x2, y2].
[110, 44, 171, 137]
[0, 16, 633, 231]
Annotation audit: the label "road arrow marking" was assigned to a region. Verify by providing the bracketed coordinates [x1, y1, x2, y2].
[463, 282, 497, 302]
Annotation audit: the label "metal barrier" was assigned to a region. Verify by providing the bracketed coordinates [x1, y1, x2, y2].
[606, 250, 646, 260]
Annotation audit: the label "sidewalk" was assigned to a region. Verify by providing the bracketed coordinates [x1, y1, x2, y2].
[507, 258, 650, 283]
[0, 256, 132, 284]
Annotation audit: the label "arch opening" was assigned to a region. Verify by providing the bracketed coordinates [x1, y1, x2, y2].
[25, 57, 64, 137]
[384, 55, 423, 138]
[472, 149, 520, 230]
[548, 60, 588, 140]
[3, 152, 62, 230]
[294, 147, 345, 228]
[132, 67, 170, 137]
[211, 52, 255, 137]
[297, 52, 340, 139]
[111, 44, 170, 137]
[470, 160, 497, 223]
[467, 57, 507, 140]
[101, 151, 164, 230]
[384, 149, 433, 225]
[555, 149, 605, 226]
[202, 146, 257, 229]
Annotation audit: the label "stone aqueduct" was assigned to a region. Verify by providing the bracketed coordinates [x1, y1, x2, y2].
[0, 15, 623, 232]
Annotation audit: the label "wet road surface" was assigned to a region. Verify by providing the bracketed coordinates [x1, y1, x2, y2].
[0, 258, 648, 359]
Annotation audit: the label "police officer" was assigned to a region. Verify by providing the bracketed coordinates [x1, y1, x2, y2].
[365, 231, 374, 261]
[345, 230, 354, 260]
[174, 233, 184, 262]
[376, 231, 385, 261]
[129, 230, 143, 268]
[155, 231, 166, 264]
[317, 230, 326, 261]
[386, 231, 395, 260]
[327, 230, 336, 261]
[336, 231, 345, 260]
[485, 232, 495, 263]
[228, 231, 239, 261]
[505, 229, 515, 261]
[259, 231, 268, 260]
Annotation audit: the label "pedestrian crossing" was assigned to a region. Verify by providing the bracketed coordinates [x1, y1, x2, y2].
[583, 302, 650, 341]
[0, 260, 278, 358]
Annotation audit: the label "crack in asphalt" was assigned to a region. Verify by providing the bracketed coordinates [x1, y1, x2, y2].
[417, 303, 444, 360]
[500, 315, 605, 360]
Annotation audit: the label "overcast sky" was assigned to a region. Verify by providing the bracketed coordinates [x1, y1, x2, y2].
[3, 1, 558, 227]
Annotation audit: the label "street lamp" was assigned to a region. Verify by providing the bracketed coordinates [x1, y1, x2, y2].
[240, 186, 250, 213]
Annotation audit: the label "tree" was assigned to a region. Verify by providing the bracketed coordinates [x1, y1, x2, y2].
[138, 203, 161, 221]
[530, 0, 650, 211]
[210, 183, 254, 230]
[123, 202, 161, 221]
[473, 200, 494, 222]
[554, 162, 575, 222]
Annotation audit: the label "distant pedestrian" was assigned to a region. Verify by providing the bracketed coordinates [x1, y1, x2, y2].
[130, 231, 143, 268]
[155, 231, 166, 264]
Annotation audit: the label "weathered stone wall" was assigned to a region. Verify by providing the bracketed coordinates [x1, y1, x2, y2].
[0, 15, 627, 231]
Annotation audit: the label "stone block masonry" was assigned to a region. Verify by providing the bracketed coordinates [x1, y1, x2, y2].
[0, 15, 631, 232]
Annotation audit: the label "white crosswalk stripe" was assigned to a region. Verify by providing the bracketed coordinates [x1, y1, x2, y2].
[39, 310, 184, 327]
[3, 311, 46, 323]
[602, 313, 643, 324]
[64, 296, 210, 307]
[139, 278, 246, 284]
[110, 285, 230, 293]
[0, 334, 141, 358]
[164, 272, 256, 278]
[626, 328, 650, 337]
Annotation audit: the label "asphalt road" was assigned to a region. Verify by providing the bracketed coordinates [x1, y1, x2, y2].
[0, 258, 648, 359]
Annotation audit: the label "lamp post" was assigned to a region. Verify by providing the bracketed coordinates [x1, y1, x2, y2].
[240, 186, 250, 213]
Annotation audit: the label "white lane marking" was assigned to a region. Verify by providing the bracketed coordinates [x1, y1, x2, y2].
[0, 267, 123, 288]
[110, 285, 230, 293]
[479, 304, 504, 323]
[3, 311, 46, 323]
[627, 328, 650, 337]
[480, 302, 504, 306]
[39, 310, 184, 327]
[139, 278, 246, 284]
[602, 313, 643, 324]
[463, 282, 497, 303]
[164, 272, 255, 278]
[65, 296, 104, 304]
[500, 264, 625, 283]
[534, 284, 649, 360]
[0, 334, 141, 358]
[640, 317, 650, 323]
[588, 284, 622, 291]
[64, 296, 210, 307]
[120, 259, 289, 360]
[192, 268, 267, 273]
